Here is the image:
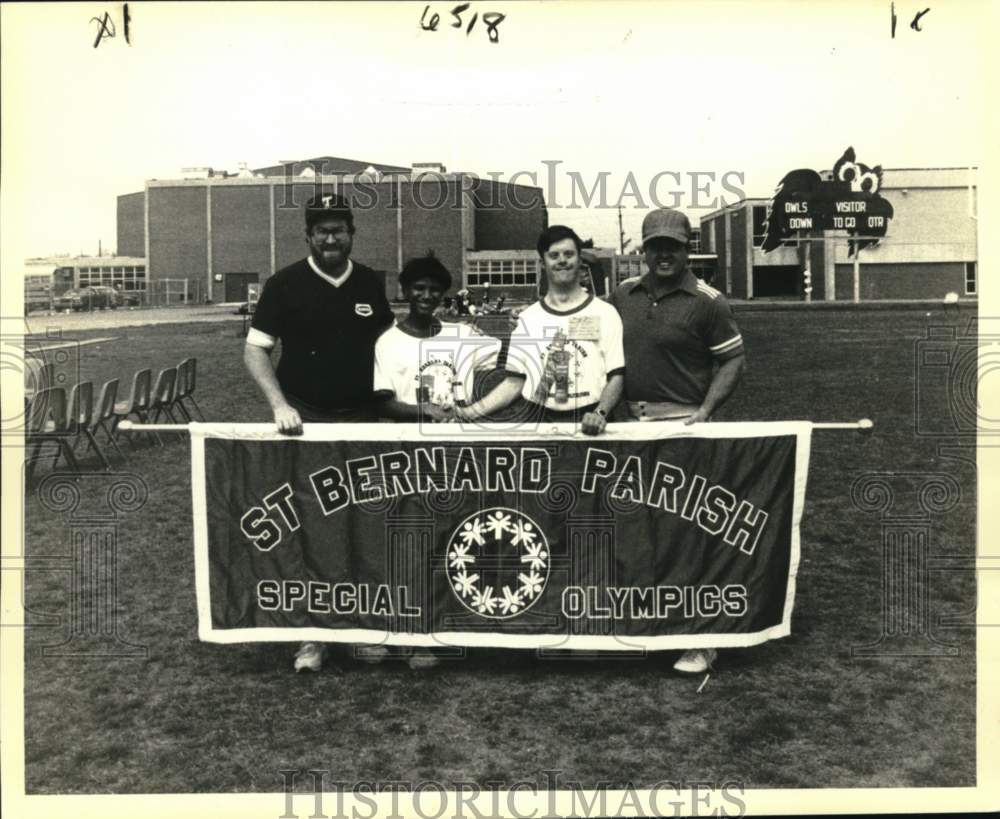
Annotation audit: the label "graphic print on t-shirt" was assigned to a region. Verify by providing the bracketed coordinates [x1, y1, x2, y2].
[531, 329, 590, 405]
[416, 356, 461, 409]
[373, 322, 502, 409]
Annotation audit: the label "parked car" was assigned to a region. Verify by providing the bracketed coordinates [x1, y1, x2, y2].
[53, 286, 118, 312]
[91, 286, 124, 307]
[24, 293, 53, 315]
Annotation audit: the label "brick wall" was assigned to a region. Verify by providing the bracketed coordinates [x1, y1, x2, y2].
[272, 184, 312, 274]
[400, 179, 465, 292]
[473, 180, 547, 250]
[730, 209, 749, 298]
[148, 187, 207, 290]
[835, 262, 967, 300]
[714, 215, 729, 295]
[211, 186, 271, 288]
[347, 181, 403, 295]
[116, 192, 145, 257]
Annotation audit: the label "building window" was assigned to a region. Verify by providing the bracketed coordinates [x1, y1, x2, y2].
[466, 260, 539, 286]
[704, 221, 715, 253]
[966, 262, 977, 295]
[76, 264, 148, 291]
[752, 206, 767, 248]
[689, 230, 701, 253]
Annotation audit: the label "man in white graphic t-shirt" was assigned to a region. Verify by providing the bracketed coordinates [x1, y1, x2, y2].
[456, 225, 624, 434]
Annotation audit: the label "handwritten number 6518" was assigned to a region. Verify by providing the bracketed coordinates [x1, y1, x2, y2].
[421, 4, 506, 43]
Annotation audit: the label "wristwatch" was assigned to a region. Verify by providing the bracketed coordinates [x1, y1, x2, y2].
[595, 408, 607, 418]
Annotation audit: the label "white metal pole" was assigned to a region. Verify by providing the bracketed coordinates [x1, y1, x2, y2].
[853, 245, 861, 304]
[813, 419, 874, 431]
[802, 239, 812, 303]
[119, 418, 875, 433]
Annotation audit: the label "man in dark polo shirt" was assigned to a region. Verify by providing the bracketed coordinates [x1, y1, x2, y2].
[243, 189, 393, 673]
[244, 190, 393, 434]
[611, 206, 745, 674]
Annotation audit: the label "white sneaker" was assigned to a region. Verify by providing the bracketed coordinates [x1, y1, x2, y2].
[407, 648, 440, 670]
[355, 644, 390, 664]
[673, 648, 717, 674]
[293, 642, 326, 673]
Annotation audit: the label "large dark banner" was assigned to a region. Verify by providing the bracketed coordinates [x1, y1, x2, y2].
[192, 421, 811, 649]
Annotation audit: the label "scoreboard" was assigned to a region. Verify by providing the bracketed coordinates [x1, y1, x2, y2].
[762, 148, 894, 254]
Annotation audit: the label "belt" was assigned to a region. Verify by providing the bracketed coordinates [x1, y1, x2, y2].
[286, 394, 375, 422]
[626, 400, 700, 421]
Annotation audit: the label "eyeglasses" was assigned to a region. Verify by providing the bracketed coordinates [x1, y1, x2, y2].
[311, 226, 352, 240]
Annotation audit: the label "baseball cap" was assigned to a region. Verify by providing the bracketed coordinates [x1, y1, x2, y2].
[642, 208, 691, 246]
[305, 189, 354, 230]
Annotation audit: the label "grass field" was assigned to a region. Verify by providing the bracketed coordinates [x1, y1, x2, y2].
[21, 304, 977, 793]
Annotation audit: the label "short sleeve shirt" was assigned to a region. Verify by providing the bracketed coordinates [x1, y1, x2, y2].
[611, 271, 744, 405]
[505, 294, 625, 410]
[248, 257, 393, 410]
[373, 321, 502, 408]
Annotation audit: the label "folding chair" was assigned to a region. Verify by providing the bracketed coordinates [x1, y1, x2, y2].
[25, 358, 54, 400]
[149, 367, 180, 430]
[91, 378, 126, 462]
[174, 358, 205, 421]
[67, 381, 112, 472]
[112, 368, 157, 447]
[26, 387, 79, 479]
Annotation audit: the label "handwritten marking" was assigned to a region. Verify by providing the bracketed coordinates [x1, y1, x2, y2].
[421, 3, 505, 43]
[420, 4, 440, 31]
[891, 1, 897, 37]
[910, 7, 930, 31]
[90, 4, 131, 48]
[91, 12, 116, 48]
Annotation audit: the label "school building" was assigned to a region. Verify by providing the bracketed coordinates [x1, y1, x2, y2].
[116, 156, 548, 302]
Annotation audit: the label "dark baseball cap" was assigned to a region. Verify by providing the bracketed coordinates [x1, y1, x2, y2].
[305, 189, 354, 230]
[642, 208, 692, 245]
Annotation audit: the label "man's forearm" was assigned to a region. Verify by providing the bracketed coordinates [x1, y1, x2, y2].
[464, 375, 524, 419]
[596, 373, 624, 416]
[379, 398, 421, 421]
[243, 344, 289, 411]
[700, 355, 745, 417]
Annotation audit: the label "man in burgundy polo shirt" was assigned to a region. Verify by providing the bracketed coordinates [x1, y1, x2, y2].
[611, 207, 746, 673]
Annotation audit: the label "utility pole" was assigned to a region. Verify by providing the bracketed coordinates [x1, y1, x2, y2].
[618, 206, 626, 255]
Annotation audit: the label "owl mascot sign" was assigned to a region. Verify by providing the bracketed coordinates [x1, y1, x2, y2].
[762, 147, 895, 256]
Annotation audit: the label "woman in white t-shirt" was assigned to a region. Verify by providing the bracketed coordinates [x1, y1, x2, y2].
[455, 226, 624, 435]
[374, 256, 502, 422]
[373, 255, 503, 669]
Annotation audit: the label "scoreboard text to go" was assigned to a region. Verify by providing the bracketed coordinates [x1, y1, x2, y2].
[781, 200, 887, 231]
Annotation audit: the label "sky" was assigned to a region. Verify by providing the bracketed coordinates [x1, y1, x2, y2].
[1, 0, 993, 271]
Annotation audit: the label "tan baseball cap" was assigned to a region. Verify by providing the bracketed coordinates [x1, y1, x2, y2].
[642, 208, 692, 245]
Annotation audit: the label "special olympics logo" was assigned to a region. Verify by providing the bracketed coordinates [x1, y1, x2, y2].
[446, 507, 550, 620]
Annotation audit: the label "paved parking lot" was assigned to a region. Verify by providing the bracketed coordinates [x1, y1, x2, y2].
[22, 304, 246, 333]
